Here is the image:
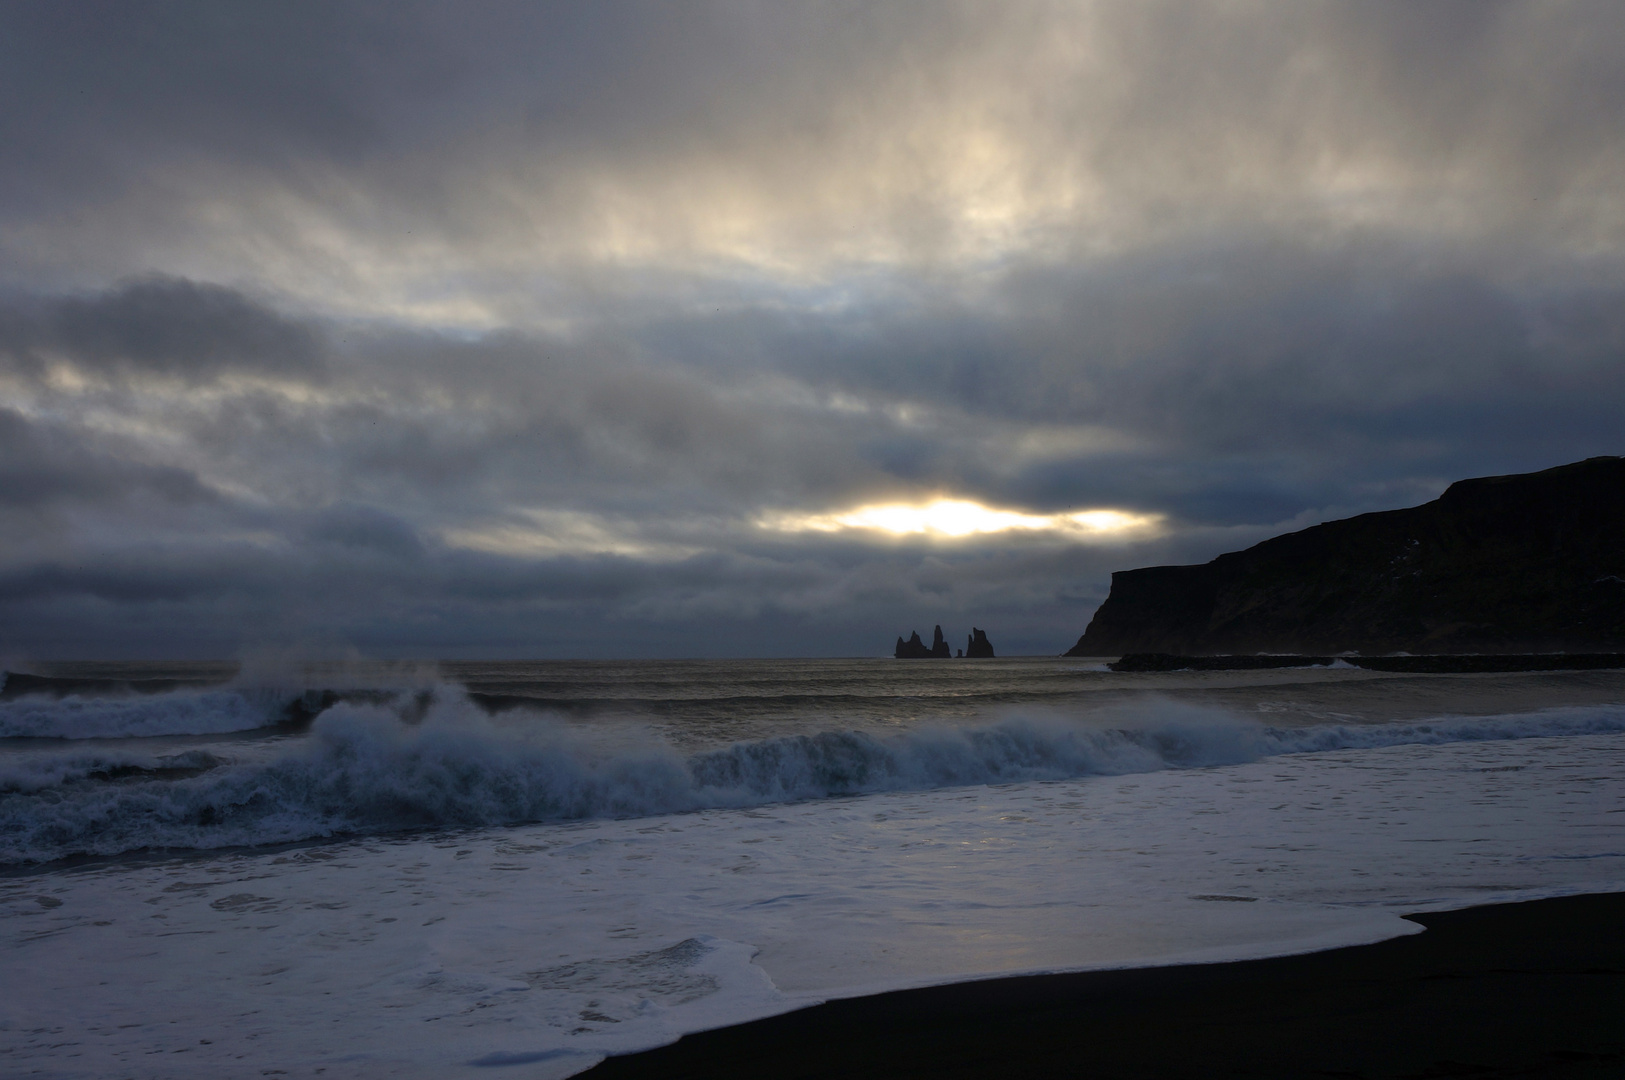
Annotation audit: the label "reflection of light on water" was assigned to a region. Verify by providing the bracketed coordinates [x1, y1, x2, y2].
[761, 499, 1163, 540]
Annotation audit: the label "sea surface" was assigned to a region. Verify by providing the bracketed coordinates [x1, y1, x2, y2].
[3, 658, 1624, 1078]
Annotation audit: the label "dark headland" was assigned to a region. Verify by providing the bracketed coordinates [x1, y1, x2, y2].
[1067, 456, 1625, 658]
[587, 892, 1625, 1079]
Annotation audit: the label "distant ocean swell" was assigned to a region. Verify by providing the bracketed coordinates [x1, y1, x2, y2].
[0, 686, 363, 740]
[2, 690, 1623, 865]
[1, 690, 275, 740]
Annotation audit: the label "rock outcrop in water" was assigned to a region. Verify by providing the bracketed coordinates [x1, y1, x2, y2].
[895, 625, 954, 658]
[1066, 456, 1625, 656]
[895, 631, 930, 658]
[1108, 653, 1625, 673]
[964, 628, 995, 658]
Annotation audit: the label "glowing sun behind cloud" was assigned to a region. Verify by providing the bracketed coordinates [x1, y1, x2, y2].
[761, 499, 1162, 540]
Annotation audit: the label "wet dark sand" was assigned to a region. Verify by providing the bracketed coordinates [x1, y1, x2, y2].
[586, 892, 1625, 1079]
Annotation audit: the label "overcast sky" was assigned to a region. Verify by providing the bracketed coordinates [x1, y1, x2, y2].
[2, 1, 1623, 659]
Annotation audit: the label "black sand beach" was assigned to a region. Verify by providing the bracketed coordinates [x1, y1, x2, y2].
[587, 892, 1625, 1079]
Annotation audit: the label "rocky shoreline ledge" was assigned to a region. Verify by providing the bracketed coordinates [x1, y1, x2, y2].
[1106, 652, 1625, 673]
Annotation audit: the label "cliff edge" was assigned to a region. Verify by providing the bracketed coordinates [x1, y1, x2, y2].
[1066, 456, 1625, 656]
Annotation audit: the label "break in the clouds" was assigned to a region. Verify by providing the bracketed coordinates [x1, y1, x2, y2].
[1, 1, 1622, 658]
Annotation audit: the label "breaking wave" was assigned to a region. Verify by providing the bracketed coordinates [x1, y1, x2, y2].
[2, 689, 1623, 865]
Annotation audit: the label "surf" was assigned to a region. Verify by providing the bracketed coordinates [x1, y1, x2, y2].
[3, 684, 1622, 866]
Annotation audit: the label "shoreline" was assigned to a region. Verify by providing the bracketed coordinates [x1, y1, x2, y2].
[585, 891, 1625, 1079]
[1108, 652, 1625, 673]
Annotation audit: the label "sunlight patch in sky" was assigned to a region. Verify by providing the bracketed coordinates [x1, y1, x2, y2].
[761, 499, 1163, 541]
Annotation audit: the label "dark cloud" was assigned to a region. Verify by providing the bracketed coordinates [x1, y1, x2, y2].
[50, 276, 324, 378]
[3, 2, 1622, 305]
[0, 406, 215, 509]
[0, 277, 323, 380]
[0, 3, 1622, 656]
[302, 504, 424, 560]
[2, 242, 1622, 656]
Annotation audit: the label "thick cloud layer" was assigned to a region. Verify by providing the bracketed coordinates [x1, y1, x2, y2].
[1, 2, 1622, 657]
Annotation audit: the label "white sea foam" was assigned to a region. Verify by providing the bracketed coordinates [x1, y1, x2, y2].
[6, 729, 1625, 1079]
[3, 687, 1624, 865]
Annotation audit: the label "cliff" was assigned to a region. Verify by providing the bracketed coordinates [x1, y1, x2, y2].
[1066, 456, 1625, 656]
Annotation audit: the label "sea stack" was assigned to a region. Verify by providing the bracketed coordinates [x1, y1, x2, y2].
[964, 628, 995, 658]
[894, 631, 930, 658]
[894, 625, 954, 658]
[1066, 456, 1625, 656]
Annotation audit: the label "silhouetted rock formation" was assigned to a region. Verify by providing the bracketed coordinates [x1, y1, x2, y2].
[964, 628, 995, 658]
[895, 625, 953, 658]
[895, 631, 930, 658]
[1110, 653, 1625, 673]
[1066, 456, 1625, 656]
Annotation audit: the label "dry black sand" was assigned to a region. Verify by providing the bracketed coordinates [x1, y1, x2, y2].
[585, 892, 1625, 1079]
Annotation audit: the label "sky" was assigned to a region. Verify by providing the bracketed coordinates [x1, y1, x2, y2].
[2, 1, 1623, 659]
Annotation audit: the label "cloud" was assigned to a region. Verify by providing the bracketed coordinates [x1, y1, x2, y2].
[0, 276, 323, 388]
[0, 3, 1622, 656]
[2, 249, 1619, 657]
[3, 3, 1623, 319]
[0, 406, 216, 511]
[47, 276, 325, 378]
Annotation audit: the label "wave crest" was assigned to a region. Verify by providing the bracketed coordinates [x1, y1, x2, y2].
[2, 691, 1622, 865]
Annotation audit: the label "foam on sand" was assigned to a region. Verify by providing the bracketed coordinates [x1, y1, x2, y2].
[5, 729, 1624, 1078]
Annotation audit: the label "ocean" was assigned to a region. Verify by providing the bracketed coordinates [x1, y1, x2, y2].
[3, 659, 1623, 1078]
